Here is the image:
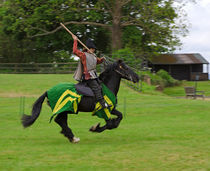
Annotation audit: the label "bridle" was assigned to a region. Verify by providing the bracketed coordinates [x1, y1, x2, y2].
[115, 65, 130, 79]
[103, 58, 131, 79]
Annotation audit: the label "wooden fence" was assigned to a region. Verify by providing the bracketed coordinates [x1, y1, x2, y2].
[0, 62, 78, 74]
[0, 60, 143, 92]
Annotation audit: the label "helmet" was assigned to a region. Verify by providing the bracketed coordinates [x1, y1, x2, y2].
[86, 38, 97, 49]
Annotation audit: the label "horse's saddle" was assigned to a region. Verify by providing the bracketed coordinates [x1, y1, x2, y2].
[75, 82, 94, 97]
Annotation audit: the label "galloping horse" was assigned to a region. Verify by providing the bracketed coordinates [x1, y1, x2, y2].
[21, 60, 139, 143]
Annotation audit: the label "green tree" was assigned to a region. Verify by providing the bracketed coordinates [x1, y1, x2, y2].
[24, 0, 194, 52]
[0, 0, 196, 63]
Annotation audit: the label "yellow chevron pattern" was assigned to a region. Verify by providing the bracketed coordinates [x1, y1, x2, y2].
[92, 95, 114, 119]
[53, 89, 81, 114]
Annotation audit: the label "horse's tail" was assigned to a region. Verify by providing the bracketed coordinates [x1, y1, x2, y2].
[21, 92, 47, 128]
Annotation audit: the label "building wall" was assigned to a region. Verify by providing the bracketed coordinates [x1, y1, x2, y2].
[191, 64, 203, 72]
[152, 64, 205, 81]
[170, 65, 190, 80]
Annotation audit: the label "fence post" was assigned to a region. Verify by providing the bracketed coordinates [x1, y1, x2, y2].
[19, 96, 25, 116]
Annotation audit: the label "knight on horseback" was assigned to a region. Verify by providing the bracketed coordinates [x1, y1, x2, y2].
[21, 25, 140, 144]
[72, 35, 111, 110]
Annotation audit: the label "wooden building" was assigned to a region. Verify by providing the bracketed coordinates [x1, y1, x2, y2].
[149, 53, 209, 81]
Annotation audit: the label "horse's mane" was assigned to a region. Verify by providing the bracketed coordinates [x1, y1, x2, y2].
[99, 62, 118, 82]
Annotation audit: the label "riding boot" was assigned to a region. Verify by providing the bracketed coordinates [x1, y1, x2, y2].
[99, 98, 112, 109]
[86, 79, 111, 109]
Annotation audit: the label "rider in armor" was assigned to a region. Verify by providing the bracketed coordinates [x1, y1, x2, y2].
[72, 35, 111, 109]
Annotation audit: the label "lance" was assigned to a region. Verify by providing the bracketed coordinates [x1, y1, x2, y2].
[60, 23, 97, 57]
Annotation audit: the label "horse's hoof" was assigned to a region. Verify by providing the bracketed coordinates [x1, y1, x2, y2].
[71, 137, 80, 143]
[89, 123, 100, 132]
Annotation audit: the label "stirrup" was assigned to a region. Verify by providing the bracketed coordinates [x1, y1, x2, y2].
[102, 102, 112, 109]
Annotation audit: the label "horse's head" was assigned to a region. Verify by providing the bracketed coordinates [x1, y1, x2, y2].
[99, 59, 139, 83]
[114, 60, 139, 83]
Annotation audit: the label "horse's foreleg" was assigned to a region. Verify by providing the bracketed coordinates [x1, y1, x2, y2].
[109, 108, 123, 129]
[89, 122, 107, 133]
[54, 112, 79, 143]
[90, 109, 123, 132]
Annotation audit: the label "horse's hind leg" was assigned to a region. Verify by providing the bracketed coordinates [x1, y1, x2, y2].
[54, 112, 80, 143]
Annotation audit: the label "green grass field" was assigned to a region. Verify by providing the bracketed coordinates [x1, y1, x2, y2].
[0, 74, 209, 170]
[164, 80, 210, 97]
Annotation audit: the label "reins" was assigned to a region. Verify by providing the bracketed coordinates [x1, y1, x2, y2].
[114, 67, 128, 78]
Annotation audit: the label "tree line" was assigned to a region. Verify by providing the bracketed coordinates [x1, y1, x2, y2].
[0, 0, 195, 64]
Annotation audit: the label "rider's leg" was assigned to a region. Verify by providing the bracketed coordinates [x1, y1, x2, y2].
[86, 79, 110, 109]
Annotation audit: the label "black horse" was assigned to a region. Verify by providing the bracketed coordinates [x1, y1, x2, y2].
[21, 60, 139, 143]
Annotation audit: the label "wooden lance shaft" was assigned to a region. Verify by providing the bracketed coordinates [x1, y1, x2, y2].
[60, 23, 96, 57]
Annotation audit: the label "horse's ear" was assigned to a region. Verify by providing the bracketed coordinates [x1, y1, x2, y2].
[117, 59, 123, 64]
